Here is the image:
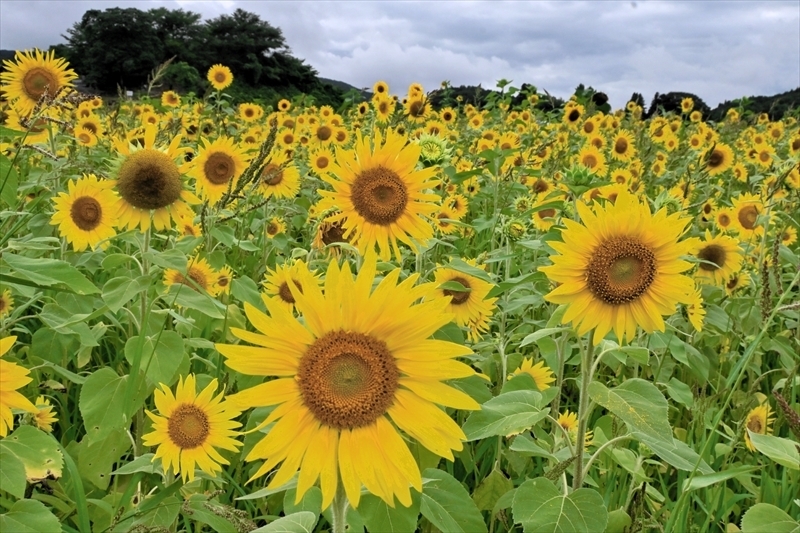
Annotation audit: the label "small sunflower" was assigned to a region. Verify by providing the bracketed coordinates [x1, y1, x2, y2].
[190, 136, 249, 204]
[610, 130, 636, 162]
[429, 267, 497, 342]
[715, 207, 734, 232]
[51, 174, 120, 251]
[730, 193, 765, 239]
[161, 90, 181, 108]
[556, 410, 594, 446]
[725, 271, 750, 296]
[258, 150, 301, 199]
[0, 49, 77, 115]
[262, 260, 321, 313]
[680, 97, 694, 114]
[404, 97, 431, 123]
[238, 103, 263, 122]
[214, 266, 234, 295]
[511, 359, 556, 390]
[164, 256, 220, 297]
[780, 226, 797, 246]
[563, 104, 584, 128]
[143, 374, 242, 482]
[0, 336, 37, 437]
[531, 197, 560, 232]
[33, 396, 58, 433]
[0, 289, 13, 319]
[265, 216, 287, 238]
[540, 191, 695, 344]
[373, 80, 389, 96]
[685, 284, 705, 332]
[692, 231, 744, 286]
[743, 403, 773, 451]
[207, 64, 233, 91]
[277, 99, 292, 112]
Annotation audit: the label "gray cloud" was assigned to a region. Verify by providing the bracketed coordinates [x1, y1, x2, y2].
[1, 0, 797, 108]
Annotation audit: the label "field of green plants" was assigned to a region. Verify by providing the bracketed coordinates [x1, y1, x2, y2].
[0, 50, 799, 533]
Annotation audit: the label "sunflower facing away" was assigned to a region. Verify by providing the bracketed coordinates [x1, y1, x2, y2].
[0, 49, 78, 115]
[692, 230, 743, 286]
[1, 336, 37, 437]
[189, 136, 249, 203]
[50, 174, 120, 251]
[540, 191, 695, 344]
[317, 129, 440, 260]
[143, 374, 242, 482]
[215, 253, 480, 509]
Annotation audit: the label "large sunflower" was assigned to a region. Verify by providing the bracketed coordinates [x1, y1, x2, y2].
[540, 191, 695, 344]
[215, 253, 479, 509]
[50, 174, 120, 251]
[428, 267, 497, 342]
[143, 374, 242, 482]
[189, 136, 249, 204]
[0, 336, 37, 437]
[112, 125, 198, 232]
[0, 49, 77, 115]
[317, 129, 440, 260]
[692, 230, 743, 286]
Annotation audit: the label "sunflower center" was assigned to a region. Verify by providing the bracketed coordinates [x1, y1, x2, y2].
[167, 404, 210, 449]
[568, 109, 580, 122]
[443, 276, 472, 305]
[297, 331, 399, 429]
[321, 221, 348, 245]
[204, 152, 235, 185]
[708, 150, 724, 167]
[719, 213, 731, 226]
[261, 164, 283, 186]
[614, 138, 628, 154]
[177, 266, 208, 291]
[350, 166, 408, 225]
[582, 154, 598, 169]
[737, 205, 759, 230]
[316, 126, 332, 141]
[315, 155, 330, 169]
[117, 149, 183, 210]
[278, 280, 302, 304]
[532, 179, 549, 194]
[409, 100, 424, 116]
[214, 72, 226, 83]
[23, 67, 59, 101]
[698, 244, 726, 271]
[538, 208, 556, 219]
[70, 196, 103, 231]
[746, 417, 763, 433]
[586, 238, 657, 305]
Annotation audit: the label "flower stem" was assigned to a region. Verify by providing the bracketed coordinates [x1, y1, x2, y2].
[572, 333, 594, 490]
[331, 483, 349, 533]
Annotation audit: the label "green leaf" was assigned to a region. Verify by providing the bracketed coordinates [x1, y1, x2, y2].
[185, 494, 239, 533]
[102, 275, 151, 312]
[509, 434, 557, 460]
[0, 425, 63, 481]
[143, 248, 187, 271]
[740, 503, 800, 533]
[78, 429, 132, 490]
[666, 378, 694, 408]
[0, 447, 27, 498]
[252, 511, 318, 533]
[165, 284, 226, 318]
[29, 327, 80, 366]
[283, 487, 322, 516]
[605, 509, 632, 533]
[588, 379, 672, 442]
[462, 390, 547, 441]
[747, 432, 800, 470]
[520, 327, 571, 347]
[79, 367, 147, 442]
[231, 276, 266, 311]
[420, 468, 487, 533]
[112, 453, 158, 475]
[0, 153, 20, 207]
[0, 499, 61, 533]
[473, 469, 514, 511]
[237, 479, 297, 501]
[114, 495, 181, 533]
[124, 331, 185, 387]
[636, 434, 713, 475]
[682, 465, 759, 492]
[359, 492, 420, 533]
[2, 253, 100, 294]
[512, 478, 608, 533]
[432, 322, 465, 345]
[438, 280, 471, 292]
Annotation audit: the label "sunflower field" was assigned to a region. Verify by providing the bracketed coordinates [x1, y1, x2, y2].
[1, 50, 799, 533]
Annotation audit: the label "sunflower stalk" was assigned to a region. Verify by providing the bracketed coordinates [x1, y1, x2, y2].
[331, 483, 349, 533]
[572, 333, 594, 490]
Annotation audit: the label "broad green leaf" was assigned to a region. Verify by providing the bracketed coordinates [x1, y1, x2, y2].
[102, 275, 152, 312]
[0, 447, 26, 498]
[748, 432, 800, 470]
[252, 511, 318, 533]
[666, 378, 694, 408]
[0, 499, 61, 533]
[237, 479, 297, 501]
[605, 509, 632, 533]
[0, 153, 19, 207]
[0, 425, 63, 481]
[112, 453, 158, 475]
[509, 434, 557, 460]
[114, 495, 181, 533]
[165, 284, 226, 318]
[741, 503, 800, 533]
[683, 465, 759, 492]
[283, 487, 322, 516]
[462, 390, 547, 441]
[432, 322, 465, 344]
[420, 468, 487, 533]
[185, 494, 239, 533]
[512, 477, 608, 533]
[78, 429, 132, 489]
[359, 492, 420, 533]
[450, 375, 493, 404]
[2, 253, 100, 294]
[473, 469, 514, 511]
[588, 379, 672, 442]
[635, 434, 713, 474]
[143, 248, 187, 271]
[124, 331, 185, 387]
[231, 276, 265, 311]
[29, 327, 80, 366]
[79, 367, 147, 442]
[520, 327, 571, 347]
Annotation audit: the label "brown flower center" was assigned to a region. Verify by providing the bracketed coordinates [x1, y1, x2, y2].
[316, 125, 332, 141]
[350, 166, 408, 225]
[697, 244, 726, 271]
[277, 280, 302, 304]
[214, 72, 227, 83]
[261, 163, 283, 186]
[532, 179, 549, 194]
[708, 150, 724, 168]
[442, 276, 472, 305]
[586, 238, 657, 305]
[582, 154, 598, 169]
[23, 67, 59, 101]
[746, 416, 763, 433]
[321, 221, 348, 245]
[203, 152, 235, 185]
[167, 404, 210, 449]
[297, 331, 399, 429]
[567, 109, 580, 122]
[737, 205, 759, 230]
[70, 196, 102, 231]
[614, 137, 628, 154]
[117, 149, 183, 210]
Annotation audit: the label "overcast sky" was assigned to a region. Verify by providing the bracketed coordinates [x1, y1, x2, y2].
[1, 0, 798, 109]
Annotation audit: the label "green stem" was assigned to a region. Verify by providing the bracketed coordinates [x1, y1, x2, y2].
[331, 483, 349, 533]
[572, 333, 594, 490]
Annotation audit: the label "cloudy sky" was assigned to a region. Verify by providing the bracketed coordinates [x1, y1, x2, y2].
[1, 0, 798, 109]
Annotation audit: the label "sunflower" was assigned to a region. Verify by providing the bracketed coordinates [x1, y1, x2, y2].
[434, 208, 460, 236]
[531, 197, 560, 232]
[262, 260, 321, 313]
[692, 231, 743, 286]
[265, 216, 287, 238]
[404, 98, 430, 124]
[743, 403, 773, 451]
[540, 191, 695, 344]
[238, 103, 263, 123]
[725, 271, 750, 296]
[216, 254, 479, 509]
[780, 226, 797, 246]
[207, 64, 233, 91]
[754, 143, 775, 168]
[440, 107, 457, 125]
[714, 207, 734, 232]
[685, 284, 705, 332]
[50, 174, 119, 251]
[33, 396, 58, 433]
[0, 336, 37, 437]
[576, 145, 607, 176]
[429, 267, 497, 342]
[556, 410, 594, 446]
[143, 374, 242, 482]
[373, 96, 395, 123]
[0, 49, 78, 115]
[189, 136, 249, 204]
[258, 150, 301, 199]
[610, 130, 636, 162]
[161, 90, 181, 108]
[731, 193, 765, 239]
[277, 99, 292, 112]
[702, 143, 734, 176]
[0, 289, 13, 319]
[112, 125, 198, 232]
[308, 148, 334, 176]
[511, 359, 556, 390]
[373, 80, 389, 96]
[76, 115, 103, 138]
[214, 266, 234, 295]
[317, 129, 440, 260]
[563, 104, 584, 128]
[446, 194, 469, 220]
[680, 97, 694, 114]
[75, 129, 98, 148]
[164, 256, 220, 297]
[5, 108, 52, 144]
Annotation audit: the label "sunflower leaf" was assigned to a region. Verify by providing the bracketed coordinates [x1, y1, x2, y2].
[0, 499, 61, 533]
[359, 492, 420, 533]
[252, 511, 318, 533]
[2, 253, 100, 295]
[747, 432, 800, 470]
[421, 469, 487, 533]
[462, 390, 547, 441]
[740, 503, 800, 533]
[512, 477, 608, 533]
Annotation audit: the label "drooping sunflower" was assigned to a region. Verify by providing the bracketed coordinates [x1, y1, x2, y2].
[692, 230, 743, 286]
[215, 253, 480, 509]
[511, 359, 556, 390]
[0, 49, 78, 115]
[540, 191, 695, 344]
[207, 64, 233, 91]
[0, 289, 14, 319]
[262, 260, 321, 313]
[112, 125, 198, 232]
[50, 174, 120, 251]
[164, 256, 220, 297]
[429, 267, 497, 342]
[0, 336, 37, 437]
[189, 136, 249, 204]
[743, 403, 773, 451]
[33, 396, 58, 433]
[317, 129, 440, 260]
[258, 150, 301, 199]
[143, 374, 242, 482]
[730, 193, 765, 239]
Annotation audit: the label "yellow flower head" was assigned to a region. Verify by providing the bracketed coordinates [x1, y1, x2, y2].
[50, 174, 120, 251]
[511, 359, 556, 391]
[0, 336, 37, 437]
[207, 64, 233, 91]
[743, 403, 773, 451]
[0, 49, 77, 115]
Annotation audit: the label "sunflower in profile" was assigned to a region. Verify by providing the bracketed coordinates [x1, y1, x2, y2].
[0, 336, 37, 437]
[540, 191, 695, 344]
[33, 396, 58, 433]
[51, 174, 120, 251]
[743, 403, 773, 451]
[511, 359, 556, 390]
[216, 253, 479, 509]
[143, 374, 242, 482]
[685, 284, 705, 332]
[164, 256, 220, 297]
[262, 260, 321, 313]
[429, 267, 497, 342]
[0, 289, 14, 319]
[258, 150, 301, 199]
[0, 49, 77, 115]
[207, 64, 233, 91]
[692, 231, 743, 286]
[556, 410, 593, 446]
[730, 193, 765, 239]
[189, 136, 249, 204]
[112, 125, 198, 232]
[317, 129, 440, 260]
[725, 271, 750, 296]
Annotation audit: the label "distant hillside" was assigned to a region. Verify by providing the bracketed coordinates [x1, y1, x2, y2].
[319, 78, 371, 101]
